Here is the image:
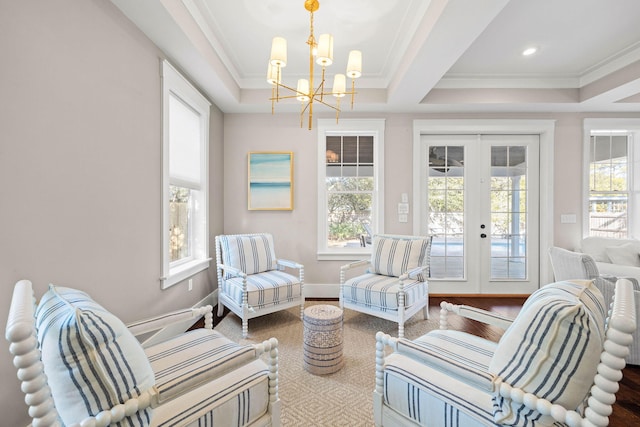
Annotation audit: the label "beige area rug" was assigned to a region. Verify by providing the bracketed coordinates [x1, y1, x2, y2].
[214, 302, 440, 426]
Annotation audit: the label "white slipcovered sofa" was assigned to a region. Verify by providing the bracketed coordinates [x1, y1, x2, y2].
[580, 236, 640, 283]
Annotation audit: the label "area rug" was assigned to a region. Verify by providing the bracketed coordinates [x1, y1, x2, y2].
[214, 302, 440, 426]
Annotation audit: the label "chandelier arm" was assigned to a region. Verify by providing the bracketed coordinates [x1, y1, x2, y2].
[314, 97, 340, 112]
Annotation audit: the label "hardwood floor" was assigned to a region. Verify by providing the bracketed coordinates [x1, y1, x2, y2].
[429, 296, 640, 427]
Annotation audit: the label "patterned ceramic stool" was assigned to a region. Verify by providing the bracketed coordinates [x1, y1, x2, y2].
[303, 305, 344, 375]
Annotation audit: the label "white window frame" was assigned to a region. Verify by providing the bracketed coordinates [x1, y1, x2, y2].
[316, 118, 385, 260]
[583, 118, 640, 239]
[161, 60, 211, 289]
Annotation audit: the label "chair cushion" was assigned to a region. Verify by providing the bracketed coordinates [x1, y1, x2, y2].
[489, 280, 606, 426]
[399, 330, 496, 392]
[342, 273, 427, 311]
[220, 234, 277, 277]
[224, 270, 302, 309]
[150, 359, 270, 427]
[370, 235, 431, 279]
[36, 285, 155, 426]
[145, 329, 256, 403]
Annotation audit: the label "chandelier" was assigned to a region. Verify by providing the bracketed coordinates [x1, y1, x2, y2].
[268, 0, 362, 130]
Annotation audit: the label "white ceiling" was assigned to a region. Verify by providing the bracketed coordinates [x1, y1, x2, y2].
[111, 0, 640, 114]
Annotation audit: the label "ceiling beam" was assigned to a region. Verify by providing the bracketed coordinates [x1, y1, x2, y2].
[387, 0, 511, 106]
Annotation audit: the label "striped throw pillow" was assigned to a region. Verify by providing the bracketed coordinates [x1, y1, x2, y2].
[370, 235, 431, 279]
[489, 280, 606, 426]
[220, 234, 277, 276]
[36, 285, 155, 426]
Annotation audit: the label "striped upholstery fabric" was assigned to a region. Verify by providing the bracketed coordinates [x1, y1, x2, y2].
[145, 329, 256, 403]
[220, 234, 277, 277]
[35, 285, 155, 426]
[223, 270, 302, 309]
[370, 235, 431, 279]
[398, 330, 496, 391]
[342, 273, 427, 311]
[383, 353, 499, 426]
[151, 359, 270, 427]
[489, 280, 606, 426]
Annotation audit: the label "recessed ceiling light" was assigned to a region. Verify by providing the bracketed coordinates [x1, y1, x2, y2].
[522, 47, 537, 56]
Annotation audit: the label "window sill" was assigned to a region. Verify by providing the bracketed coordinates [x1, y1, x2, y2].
[162, 258, 211, 289]
[317, 250, 371, 261]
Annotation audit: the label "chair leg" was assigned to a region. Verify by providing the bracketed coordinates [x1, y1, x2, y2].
[242, 318, 249, 339]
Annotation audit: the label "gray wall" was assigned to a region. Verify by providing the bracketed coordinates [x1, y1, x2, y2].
[0, 2, 224, 425]
[1, 1, 638, 425]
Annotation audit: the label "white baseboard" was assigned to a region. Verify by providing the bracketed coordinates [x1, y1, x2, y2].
[193, 289, 218, 309]
[304, 283, 340, 299]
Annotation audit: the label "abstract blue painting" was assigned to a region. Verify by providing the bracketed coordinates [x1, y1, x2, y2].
[248, 152, 293, 210]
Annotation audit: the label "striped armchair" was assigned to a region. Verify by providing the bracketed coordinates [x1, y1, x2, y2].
[215, 233, 304, 338]
[340, 234, 431, 338]
[373, 279, 636, 427]
[6, 280, 281, 427]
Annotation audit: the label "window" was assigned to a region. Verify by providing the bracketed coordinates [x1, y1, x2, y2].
[588, 134, 629, 238]
[317, 119, 384, 260]
[584, 119, 640, 240]
[161, 60, 210, 289]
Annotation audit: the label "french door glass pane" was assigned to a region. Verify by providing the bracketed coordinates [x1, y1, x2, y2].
[490, 146, 527, 279]
[428, 146, 464, 279]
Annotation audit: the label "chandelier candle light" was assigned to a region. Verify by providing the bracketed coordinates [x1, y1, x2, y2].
[268, 0, 362, 130]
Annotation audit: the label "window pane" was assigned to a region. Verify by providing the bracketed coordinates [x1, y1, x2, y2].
[588, 134, 629, 238]
[169, 94, 201, 186]
[169, 185, 191, 262]
[327, 193, 372, 248]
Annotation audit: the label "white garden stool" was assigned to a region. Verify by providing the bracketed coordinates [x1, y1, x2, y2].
[303, 305, 344, 375]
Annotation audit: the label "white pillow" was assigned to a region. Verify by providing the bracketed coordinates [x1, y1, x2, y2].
[605, 243, 640, 267]
[36, 285, 155, 426]
[489, 280, 606, 426]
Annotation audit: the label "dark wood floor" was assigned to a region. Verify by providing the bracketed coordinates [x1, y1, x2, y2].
[429, 296, 640, 427]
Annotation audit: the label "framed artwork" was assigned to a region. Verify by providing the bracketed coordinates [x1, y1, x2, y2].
[248, 151, 294, 210]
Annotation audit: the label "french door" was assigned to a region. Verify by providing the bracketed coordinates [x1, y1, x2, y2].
[421, 134, 540, 294]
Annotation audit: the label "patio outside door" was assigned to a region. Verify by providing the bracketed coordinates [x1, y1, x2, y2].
[422, 134, 540, 294]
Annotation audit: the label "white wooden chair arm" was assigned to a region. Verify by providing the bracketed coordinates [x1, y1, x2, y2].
[374, 332, 399, 395]
[277, 259, 303, 270]
[67, 389, 156, 427]
[439, 301, 514, 331]
[126, 305, 214, 337]
[400, 265, 429, 281]
[217, 263, 246, 279]
[340, 259, 371, 272]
